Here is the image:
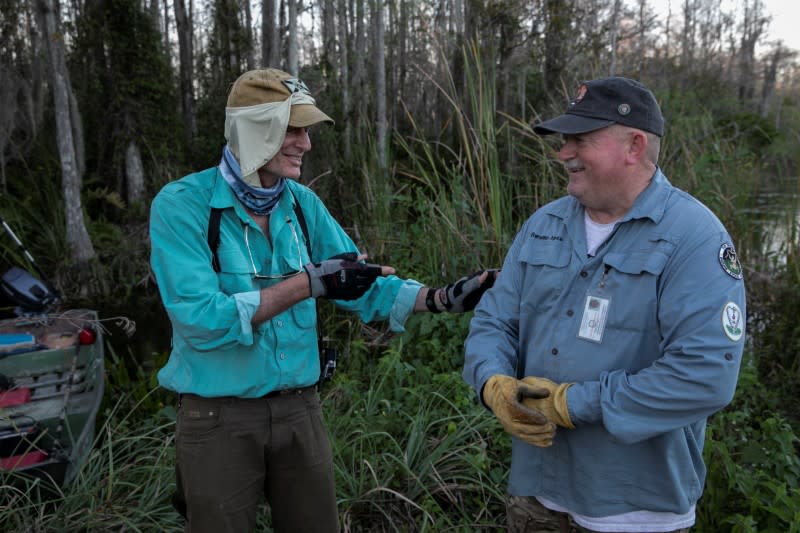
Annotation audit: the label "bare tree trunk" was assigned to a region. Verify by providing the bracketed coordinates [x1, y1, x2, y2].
[287, 0, 298, 75]
[69, 87, 85, 178]
[393, 0, 407, 130]
[543, 0, 570, 98]
[738, 0, 766, 102]
[759, 44, 794, 117]
[37, 0, 95, 264]
[125, 140, 145, 204]
[609, 0, 621, 76]
[372, 0, 386, 171]
[337, 0, 351, 158]
[243, 0, 255, 69]
[161, 0, 171, 68]
[174, 0, 197, 148]
[262, 0, 279, 67]
[27, 1, 46, 145]
[321, 0, 336, 74]
[149, 0, 161, 36]
[352, 0, 366, 148]
[680, 0, 696, 73]
[279, 0, 287, 67]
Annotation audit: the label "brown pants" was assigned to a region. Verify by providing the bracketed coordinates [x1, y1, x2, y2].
[507, 495, 691, 533]
[173, 389, 337, 533]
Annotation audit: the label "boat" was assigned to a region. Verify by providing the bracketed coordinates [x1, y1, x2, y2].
[0, 309, 105, 488]
[0, 218, 105, 489]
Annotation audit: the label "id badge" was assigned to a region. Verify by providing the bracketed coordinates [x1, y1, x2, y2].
[578, 293, 611, 343]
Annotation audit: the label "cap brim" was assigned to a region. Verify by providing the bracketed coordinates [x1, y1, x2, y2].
[533, 113, 614, 135]
[289, 104, 335, 127]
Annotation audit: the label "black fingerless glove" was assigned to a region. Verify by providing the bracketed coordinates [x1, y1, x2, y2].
[429, 269, 499, 313]
[304, 253, 383, 300]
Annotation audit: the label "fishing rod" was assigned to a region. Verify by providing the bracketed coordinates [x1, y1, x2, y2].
[1, 218, 49, 280]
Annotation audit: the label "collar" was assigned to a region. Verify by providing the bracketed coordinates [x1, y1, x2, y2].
[541, 167, 672, 226]
[621, 167, 671, 225]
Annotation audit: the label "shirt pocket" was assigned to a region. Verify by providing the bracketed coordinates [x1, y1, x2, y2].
[216, 248, 255, 294]
[290, 296, 318, 330]
[602, 246, 670, 331]
[518, 239, 571, 311]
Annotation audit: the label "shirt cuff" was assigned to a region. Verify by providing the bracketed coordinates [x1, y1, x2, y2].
[388, 280, 424, 332]
[566, 381, 602, 425]
[233, 291, 260, 345]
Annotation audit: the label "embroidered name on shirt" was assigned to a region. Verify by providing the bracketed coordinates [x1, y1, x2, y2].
[531, 232, 563, 241]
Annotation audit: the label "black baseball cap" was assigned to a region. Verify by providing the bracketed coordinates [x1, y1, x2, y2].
[534, 77, 664, 137]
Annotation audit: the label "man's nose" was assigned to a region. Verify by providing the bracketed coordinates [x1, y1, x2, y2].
[558, 140, 575, 161]
[298, 130, 312, 151]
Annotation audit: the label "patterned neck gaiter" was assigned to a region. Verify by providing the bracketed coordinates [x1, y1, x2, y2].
[218, 144, 286, 216]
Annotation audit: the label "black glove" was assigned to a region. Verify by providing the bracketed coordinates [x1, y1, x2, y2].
[427, 269, 499, 313]
[304, 253, 383, 300]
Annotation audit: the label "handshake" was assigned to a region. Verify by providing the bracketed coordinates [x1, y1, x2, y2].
[482, 374, 574, 448]
[305, 252, 498, 309]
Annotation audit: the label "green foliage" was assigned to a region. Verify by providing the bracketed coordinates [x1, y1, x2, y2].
[746, 204, 800, 421]
[100, 344, 174, 427]
[716, 111, 780, 152]
[698, 356, 800, 532]
[328, 348, 508, 531]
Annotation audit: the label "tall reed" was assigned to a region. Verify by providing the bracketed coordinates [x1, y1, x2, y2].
[389, 41, 564, 283]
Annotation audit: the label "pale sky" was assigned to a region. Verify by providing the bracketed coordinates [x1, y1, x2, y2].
[648, 0, 800, 53]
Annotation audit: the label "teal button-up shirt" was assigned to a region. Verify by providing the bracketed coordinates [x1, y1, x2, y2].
[150, 167, 422, 397]
[464, 170, 746, 516]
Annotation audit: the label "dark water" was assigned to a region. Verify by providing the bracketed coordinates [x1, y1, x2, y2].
[99, 296, 171, 366]
[741, 180, 799, 263]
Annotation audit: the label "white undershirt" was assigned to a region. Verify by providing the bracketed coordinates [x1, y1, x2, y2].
[537, 496, 696, 532]
[585, 211, 619, 256]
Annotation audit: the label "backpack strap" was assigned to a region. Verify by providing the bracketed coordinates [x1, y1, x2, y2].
[207, 187, 312, 272]
[287, 188, 312, 261]
[208, 207, 224, 273]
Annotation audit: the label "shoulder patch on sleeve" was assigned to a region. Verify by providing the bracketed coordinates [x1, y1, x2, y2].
[721, 302, 744, 342]
[719, 243, 742, 279]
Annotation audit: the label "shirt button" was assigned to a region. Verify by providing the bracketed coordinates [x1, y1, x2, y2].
[725, 353, 733, 361]
[566, 309, 574, 317]
[551, 348, 558, 355]
[280, 353, 286, 360]
[276, 320, 283, 327]
[580, 271, 588, 278]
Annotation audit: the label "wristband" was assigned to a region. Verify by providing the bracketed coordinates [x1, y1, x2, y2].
[425, 288, 443, 313]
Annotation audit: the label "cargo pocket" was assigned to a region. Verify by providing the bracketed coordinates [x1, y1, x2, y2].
[602, 243, 671, 331]
[216, 249, 255, 293]
[518, 239, 571, 310]
[290, 297, 317, 330]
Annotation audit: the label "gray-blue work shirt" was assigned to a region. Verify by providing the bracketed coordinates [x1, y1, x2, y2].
[463, 169, 746, 517]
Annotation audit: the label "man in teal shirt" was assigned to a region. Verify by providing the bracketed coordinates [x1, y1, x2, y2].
[464, 77, 745, 532]
[150, 68, 495, 533]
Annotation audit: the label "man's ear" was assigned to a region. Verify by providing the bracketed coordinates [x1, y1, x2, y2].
[625, 130, 648, 164]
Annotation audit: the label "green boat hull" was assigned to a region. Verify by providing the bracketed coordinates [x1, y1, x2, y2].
[0, 309, 104, 487]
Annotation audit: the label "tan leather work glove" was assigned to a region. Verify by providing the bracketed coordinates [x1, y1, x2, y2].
[520, 376, 575, 429]
[482, 375, 557, 447]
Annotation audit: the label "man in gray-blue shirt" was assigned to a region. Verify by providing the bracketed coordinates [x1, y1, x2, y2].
[463, 77, 746, 532]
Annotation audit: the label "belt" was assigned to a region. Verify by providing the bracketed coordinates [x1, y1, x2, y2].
[262, 384, 317, 399]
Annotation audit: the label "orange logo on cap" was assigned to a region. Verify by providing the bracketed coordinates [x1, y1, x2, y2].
[571, 84, 588, 105]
